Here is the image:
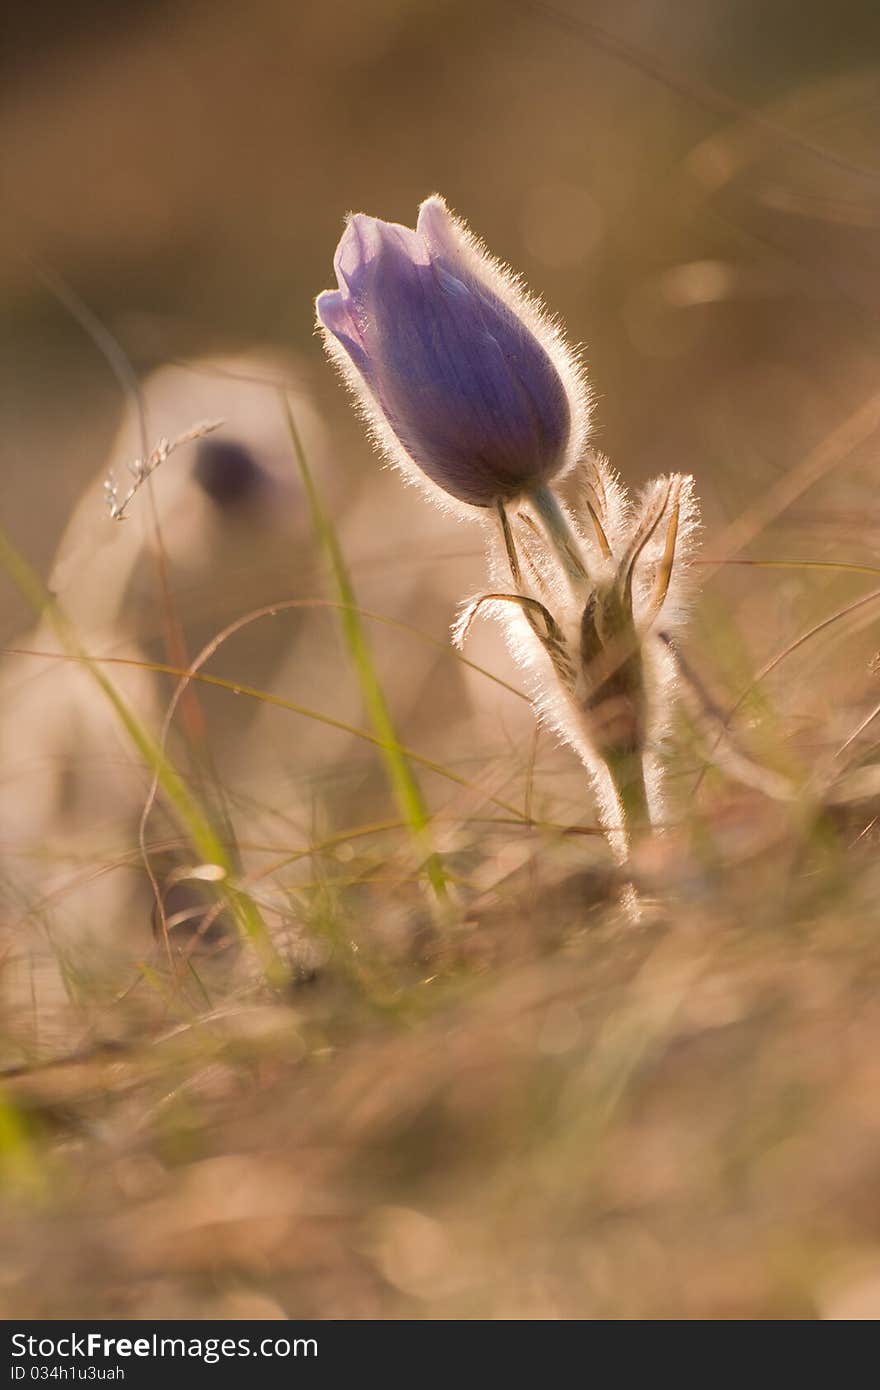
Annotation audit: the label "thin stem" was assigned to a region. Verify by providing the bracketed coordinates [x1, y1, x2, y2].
[530, 485, 589, 591]
[495, 499, 524, 587]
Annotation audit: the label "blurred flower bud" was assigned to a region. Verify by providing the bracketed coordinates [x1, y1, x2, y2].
[194, 437, 265, 510]
[316, 194, 590, 508]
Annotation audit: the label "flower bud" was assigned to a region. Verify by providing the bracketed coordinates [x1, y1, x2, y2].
[316, 195, 589, 508]
[194, 438, 265, 510]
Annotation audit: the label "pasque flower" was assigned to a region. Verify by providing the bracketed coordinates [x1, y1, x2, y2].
[317, 195, 700, 913]
[316, 195, 590, 508]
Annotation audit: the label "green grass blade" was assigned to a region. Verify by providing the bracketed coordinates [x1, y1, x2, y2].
[3, 647, 535, 821]
[0, 524, 284, 982]
[283, 395, 448, 899]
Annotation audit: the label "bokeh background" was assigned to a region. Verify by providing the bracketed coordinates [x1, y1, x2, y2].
[2, 0, 880, 1319]
[5, 0, 880, 573]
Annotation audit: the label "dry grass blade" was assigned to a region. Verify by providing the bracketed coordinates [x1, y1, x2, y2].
[703, 391, 880, 578]
[3, 643, 532, 822]
[693, 584, 880, 795]
[104, 419, 224, 521]
[0, 524, 283, 982]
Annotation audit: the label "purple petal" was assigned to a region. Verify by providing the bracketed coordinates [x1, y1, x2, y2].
[315, 288, 370, 380]
[317, 199, 575, 506]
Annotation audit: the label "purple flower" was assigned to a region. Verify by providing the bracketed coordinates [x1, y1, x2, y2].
[316, 195, 590, 508]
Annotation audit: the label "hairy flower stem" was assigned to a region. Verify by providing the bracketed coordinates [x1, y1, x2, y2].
[530, 484, 588, 589]
[592, 746, 650, 923]
[592, 683, 652, 920]
[507, 493, 653, 897]
[606, 750, 651, 841]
